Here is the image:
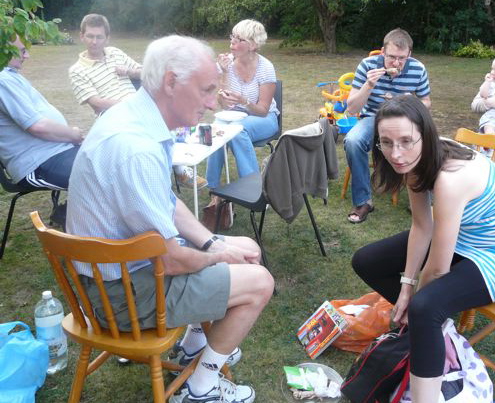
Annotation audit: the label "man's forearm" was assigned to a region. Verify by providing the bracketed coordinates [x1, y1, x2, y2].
[174, 198, 212, 249]
[347, 84, 372, 114]
[27, 118, 82, 143]
[128, 67, 142, 80]
[86, 96, 120, 114]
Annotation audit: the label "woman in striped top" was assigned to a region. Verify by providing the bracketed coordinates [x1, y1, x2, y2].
[351, 95, 494, 402]
[205, 20, 279, 204]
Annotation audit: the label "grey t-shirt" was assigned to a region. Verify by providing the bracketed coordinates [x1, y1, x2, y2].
[0, 67, 73, 182]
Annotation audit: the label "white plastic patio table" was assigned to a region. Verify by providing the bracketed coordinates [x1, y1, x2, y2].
[172, 123, 243, 218]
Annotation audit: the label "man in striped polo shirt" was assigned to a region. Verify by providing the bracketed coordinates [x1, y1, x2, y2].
[345, 28, 431, 223]
[69, 14, 206, 189]
[69, 14, 141, 116]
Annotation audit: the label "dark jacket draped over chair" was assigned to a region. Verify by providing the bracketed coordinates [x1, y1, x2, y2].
[263, 118, 338, 223]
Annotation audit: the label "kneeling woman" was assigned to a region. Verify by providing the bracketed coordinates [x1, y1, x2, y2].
[352, 95, 494, 402]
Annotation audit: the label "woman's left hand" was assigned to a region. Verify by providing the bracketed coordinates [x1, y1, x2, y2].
[391, 285, 414, 326]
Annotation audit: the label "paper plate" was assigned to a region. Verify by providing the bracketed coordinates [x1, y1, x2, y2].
[214, 110, 248, 122]
[281, 363, 343, 403]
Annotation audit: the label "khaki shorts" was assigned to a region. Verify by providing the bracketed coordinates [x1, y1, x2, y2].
[80, 262, 230, 330]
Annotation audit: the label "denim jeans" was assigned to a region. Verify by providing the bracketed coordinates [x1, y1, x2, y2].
[206, 112, 278, 189]
[343, 116, 375, 206]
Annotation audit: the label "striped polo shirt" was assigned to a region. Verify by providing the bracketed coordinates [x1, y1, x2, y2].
[352, 55, 430, 117]
[69, 46, 141, 105]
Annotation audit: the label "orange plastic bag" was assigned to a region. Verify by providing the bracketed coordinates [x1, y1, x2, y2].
[331, 292, 394, 353]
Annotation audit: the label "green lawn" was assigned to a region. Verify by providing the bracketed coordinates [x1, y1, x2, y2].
[0, 33, 493, 402]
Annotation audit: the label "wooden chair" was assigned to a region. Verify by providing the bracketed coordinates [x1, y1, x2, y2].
[458, 304, 495, 370]
[30, 211, 231, 402]
[455, 127, 495, 162]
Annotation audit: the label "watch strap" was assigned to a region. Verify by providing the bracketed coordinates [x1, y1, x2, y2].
[200, 235, 219, 251]
[400, 276, 418, 286]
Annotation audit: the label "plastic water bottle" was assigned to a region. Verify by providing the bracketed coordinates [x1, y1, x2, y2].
[35, 290, 68, 374]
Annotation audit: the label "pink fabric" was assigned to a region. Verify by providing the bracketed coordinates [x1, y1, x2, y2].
[443, 333, 461, 374]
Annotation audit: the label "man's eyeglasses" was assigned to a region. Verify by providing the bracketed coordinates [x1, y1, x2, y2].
[230, 34, 247, 43]
[376, 136, 421, 152]
[384, 54, 408, 63]
[84, 34, 106, 41]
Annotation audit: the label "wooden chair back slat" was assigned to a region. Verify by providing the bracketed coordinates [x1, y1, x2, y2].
[91, 262, 120, 339]
[121, 263, 141, 340]
[154, 257, 166, 337]
[30, 211, 169, 341]
[46, 252, 88, 328]
[455, 128, 495, 162]
[66, 259, 102, 333]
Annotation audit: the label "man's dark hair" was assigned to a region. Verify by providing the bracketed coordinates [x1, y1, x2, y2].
[383, 28, 413, 51]
[80, 14, 110, 36]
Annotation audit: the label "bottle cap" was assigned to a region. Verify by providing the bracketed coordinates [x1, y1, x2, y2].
[42, 290, 52, 299]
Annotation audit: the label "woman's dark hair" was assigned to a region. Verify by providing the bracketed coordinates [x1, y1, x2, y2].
[372, 94, 474, 194]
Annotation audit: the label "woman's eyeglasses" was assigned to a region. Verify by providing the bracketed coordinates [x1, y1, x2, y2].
[230, 34, 247, 43]
[376, 136, 421, 152]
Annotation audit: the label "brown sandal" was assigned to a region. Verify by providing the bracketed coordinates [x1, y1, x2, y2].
[347, 203, 375, 224]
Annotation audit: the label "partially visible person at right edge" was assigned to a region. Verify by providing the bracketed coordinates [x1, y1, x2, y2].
[352, 95, 494, 402]
[471, 58, 495, 157]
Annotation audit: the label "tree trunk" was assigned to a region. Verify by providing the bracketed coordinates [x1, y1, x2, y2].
[485, 1, 495, 39]
[311, 0, 344, 54]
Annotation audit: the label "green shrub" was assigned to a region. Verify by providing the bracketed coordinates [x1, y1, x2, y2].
[453, 40, 495, 59]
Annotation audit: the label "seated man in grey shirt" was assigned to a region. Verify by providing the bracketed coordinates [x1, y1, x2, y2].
[67, 35, 273, 403]
[0, 36, 84, 191]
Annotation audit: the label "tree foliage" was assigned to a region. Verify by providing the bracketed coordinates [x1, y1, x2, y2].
[37, 0, 495, 56]
[192, 0, 279, 35]
[89, 0, 197, 36]
[0, 0, 63, 69]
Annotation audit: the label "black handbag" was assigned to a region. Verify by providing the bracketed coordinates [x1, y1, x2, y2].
[340, 326, 410, 403]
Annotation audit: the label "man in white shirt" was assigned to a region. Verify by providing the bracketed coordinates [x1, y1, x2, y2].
[67, 35, 273, 403]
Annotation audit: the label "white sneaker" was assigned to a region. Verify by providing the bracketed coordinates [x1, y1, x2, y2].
[169, 345, 242, 376]
[170, 375, 255, 403]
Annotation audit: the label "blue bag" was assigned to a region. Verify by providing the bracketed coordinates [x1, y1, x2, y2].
[0, 321, 49, 403]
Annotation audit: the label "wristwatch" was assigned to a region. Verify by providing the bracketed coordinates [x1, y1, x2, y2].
[200, 235, 219, 251]
[400, 276, 418, 286]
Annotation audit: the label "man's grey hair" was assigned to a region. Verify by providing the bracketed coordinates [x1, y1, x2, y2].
[142, 35, 215, 94]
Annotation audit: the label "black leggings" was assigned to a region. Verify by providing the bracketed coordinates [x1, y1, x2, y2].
[352, 231, 492, 377]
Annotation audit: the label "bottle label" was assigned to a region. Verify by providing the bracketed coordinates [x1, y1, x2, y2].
[35, 312, 64, 328]
[36, 312, 67, 358]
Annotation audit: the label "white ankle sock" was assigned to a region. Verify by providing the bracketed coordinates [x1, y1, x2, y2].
[187, 345, 229, 396]
[180, 324, 207, 356]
